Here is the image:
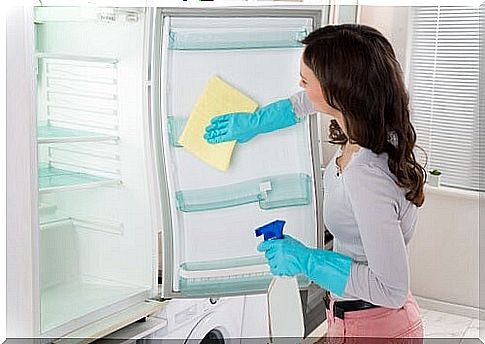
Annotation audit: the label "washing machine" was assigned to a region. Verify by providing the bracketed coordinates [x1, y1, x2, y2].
[143, 294, 270, 343]
[95, 290, 322, 343]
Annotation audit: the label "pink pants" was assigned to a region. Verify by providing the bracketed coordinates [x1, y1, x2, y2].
[322, 293, 424, 344]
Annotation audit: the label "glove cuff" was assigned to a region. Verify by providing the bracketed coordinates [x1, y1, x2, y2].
[305, 249, 352, 297]
[252, 98, 298, 134]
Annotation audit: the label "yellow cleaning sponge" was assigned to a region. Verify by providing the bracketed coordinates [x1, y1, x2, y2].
[178, 76, 258, 172]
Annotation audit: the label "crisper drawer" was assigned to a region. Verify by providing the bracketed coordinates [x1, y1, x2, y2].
[157, 11, 323, 298]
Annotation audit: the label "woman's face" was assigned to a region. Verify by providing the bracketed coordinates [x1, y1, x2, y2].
[299, 58, 342, 121]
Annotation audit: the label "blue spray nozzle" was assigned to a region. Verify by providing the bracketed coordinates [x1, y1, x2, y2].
[254, 219, 286, 241]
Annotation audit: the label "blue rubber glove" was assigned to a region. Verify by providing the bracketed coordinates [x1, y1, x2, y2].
[257, 235, 352, 297]
[204, 98, 298, 144]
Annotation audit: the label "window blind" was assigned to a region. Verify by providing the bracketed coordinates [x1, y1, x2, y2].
[409, 6, 480, 191]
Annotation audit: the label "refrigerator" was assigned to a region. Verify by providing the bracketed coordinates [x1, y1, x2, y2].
[6, 4, 328, 342]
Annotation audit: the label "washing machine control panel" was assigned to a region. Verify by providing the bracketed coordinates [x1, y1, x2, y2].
[146, 296, 251, 340]
[165, 298, 225, 331]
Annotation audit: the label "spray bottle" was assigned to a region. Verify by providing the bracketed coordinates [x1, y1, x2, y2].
[255, 220, 305, 339]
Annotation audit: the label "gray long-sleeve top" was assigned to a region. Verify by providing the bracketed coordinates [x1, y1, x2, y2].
[289, 91, 418, 309]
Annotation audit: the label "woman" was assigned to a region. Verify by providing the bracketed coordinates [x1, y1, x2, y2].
[205, 24, 426, 339]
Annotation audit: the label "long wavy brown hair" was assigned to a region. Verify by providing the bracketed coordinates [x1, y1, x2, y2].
[302, 24, 426, 207]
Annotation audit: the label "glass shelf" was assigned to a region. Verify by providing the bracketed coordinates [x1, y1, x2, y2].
[38, 125, 118, 144]
[39, 163, 120, 193]
[168, 28, 308, 50]
[176, 173, 312, 212]
[179, 255, 309, 297]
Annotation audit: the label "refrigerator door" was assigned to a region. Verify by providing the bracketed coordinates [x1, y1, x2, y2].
[152, 8, 326, 299]
[31, 6, 162, 338]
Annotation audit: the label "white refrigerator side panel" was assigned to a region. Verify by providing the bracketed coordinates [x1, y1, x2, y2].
[6, 6, 40, 337]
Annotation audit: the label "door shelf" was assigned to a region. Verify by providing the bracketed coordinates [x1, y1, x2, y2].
[168, 28, 308, 51]
[38, 124, 119, 144]
[176, 173, 312, 212]
[167, 116, 187, 147]
[178, 255, 309, 297]
[39, 163, 120, 193]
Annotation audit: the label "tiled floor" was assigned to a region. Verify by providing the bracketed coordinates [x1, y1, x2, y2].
[307, 308, 483, 342]
[421, 308, 482, 342]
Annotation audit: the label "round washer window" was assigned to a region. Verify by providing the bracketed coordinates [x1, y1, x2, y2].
[200, 329, 224, 344]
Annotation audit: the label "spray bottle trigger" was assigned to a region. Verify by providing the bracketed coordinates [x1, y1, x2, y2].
[254, 219, 285, 241]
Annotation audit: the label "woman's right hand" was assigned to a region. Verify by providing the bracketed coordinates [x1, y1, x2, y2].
[204, 112, 258, 144]
[204, 98, 298, 144]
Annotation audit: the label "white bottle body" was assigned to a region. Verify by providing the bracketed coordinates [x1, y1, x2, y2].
[267, 276, 305, 338]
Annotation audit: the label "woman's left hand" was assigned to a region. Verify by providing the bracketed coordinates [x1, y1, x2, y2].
[257, 235, 312, 277]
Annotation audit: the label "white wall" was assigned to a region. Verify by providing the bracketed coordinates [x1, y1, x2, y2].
[359, 6, 411, 72]
[409, 187, 479, 310]
[318, 5, 481, 314]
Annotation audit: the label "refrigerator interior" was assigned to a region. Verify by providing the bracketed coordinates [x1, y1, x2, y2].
[34, 7, 157, 334]
[159, 14, 321, 297]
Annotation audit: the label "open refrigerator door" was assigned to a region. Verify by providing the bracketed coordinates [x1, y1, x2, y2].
[152, 8, 326, 299]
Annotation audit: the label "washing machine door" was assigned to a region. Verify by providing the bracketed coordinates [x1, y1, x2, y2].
[186, 312, 238, 343]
